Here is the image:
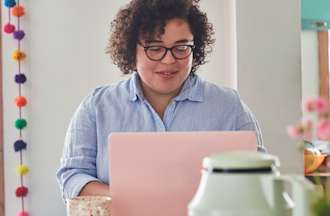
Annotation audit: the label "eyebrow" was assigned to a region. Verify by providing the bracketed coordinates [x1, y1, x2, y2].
[145, 39, 194, 44]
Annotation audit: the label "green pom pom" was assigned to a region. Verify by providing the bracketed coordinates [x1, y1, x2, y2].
[15, 119, 27, 129]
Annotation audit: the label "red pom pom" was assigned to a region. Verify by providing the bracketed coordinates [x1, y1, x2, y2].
[15, 96, 27, 107]
[15, 186, 28, 197]
[3, 23, 15, 34]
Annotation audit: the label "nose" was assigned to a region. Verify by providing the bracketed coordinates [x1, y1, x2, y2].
[161, 50, 176, 64]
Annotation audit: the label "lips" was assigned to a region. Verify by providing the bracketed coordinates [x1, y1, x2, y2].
[156, 70, 178, 79]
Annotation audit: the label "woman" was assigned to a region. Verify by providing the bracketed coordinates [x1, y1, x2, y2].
[57, 0, 265, 200]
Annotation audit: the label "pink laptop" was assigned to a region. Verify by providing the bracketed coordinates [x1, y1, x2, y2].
[108, 131, 257, 216]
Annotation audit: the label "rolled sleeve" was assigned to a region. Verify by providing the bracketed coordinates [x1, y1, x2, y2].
[56, 92, 99, 201]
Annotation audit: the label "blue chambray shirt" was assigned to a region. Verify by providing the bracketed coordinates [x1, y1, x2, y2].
[56, 72, 264, 200]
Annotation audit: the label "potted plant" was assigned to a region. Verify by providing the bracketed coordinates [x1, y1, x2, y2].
[287, 97, 330, 215]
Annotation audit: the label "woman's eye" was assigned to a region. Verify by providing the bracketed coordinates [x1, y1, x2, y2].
[175, 46, 188, 52]
[148, 47, 163, 52]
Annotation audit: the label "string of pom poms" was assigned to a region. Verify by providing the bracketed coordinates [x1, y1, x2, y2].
[3, 0, 29, 215]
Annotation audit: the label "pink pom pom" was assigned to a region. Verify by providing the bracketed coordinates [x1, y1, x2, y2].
[16, 211, 29, 216]
[3, 23, 15, 34]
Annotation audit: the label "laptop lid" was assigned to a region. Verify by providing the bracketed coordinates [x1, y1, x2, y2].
[109, 131, 257, 216]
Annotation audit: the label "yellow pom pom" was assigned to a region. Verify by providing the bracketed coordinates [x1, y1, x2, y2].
[16, 164, 29, 176]
[12, 50, 26, 61]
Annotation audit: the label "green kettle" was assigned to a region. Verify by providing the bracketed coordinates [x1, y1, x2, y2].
[188, 151, 319, 216]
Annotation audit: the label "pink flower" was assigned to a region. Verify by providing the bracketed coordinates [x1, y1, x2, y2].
[315, 97, 329, 114]
[287, 120, 312, 140]
[305, 98, 317, 112]
[317, 119, 330, 140]
[287, 126, 302, 139]
[305, 97, 330, 114]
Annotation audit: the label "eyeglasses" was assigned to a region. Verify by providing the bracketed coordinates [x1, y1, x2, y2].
[138, 42, 195, 61]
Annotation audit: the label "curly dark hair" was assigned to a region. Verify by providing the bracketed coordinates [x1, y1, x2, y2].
[107, 0, 215, 74]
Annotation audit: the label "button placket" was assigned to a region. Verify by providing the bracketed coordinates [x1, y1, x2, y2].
[163, 101, 177, 129]
[143, 100, 166, 131]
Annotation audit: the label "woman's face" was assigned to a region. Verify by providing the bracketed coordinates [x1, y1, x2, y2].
[136, 18, 194, 98]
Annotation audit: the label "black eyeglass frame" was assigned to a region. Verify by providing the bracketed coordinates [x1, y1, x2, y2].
[138, 42, 195, 61]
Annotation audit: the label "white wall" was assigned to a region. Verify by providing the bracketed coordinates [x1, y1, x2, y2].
[301, 31, 319, 100]
[236, 0, 303, 173]
[1, 1, 236, 215]
[199, 0, 237, 89]
[2, 1, 122, 215]
[301, 31, 319, 119]
[301, 31, 319, 97]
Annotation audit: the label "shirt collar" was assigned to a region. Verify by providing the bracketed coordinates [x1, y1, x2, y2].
[129, 72, 204, 102]
[173, 74, 204, 102]
[129, 72, 145, 101]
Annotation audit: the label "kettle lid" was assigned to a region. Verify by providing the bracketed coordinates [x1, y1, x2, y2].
[203, 151, 280, 170]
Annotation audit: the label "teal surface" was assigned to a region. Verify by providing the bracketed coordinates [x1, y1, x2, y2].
[301, 0, 330, 30]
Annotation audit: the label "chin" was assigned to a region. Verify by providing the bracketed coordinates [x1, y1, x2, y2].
[156, 86, 182, 96]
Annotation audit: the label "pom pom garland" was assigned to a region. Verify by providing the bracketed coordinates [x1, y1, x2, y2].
[13, 30, 25, 40]
[5, 0, 30, 212]
[15, 96, 27, 107]
[15, 186, 28, 197]
[16, 211, 29, 216]
[12, 50, 26, 61]
[4, 0, 16, 8]
[14, 140, 27, 152]
[16, 164, 29, 176]
[4, 23, 15, 34]
[15, 74, 27, 84]
[15, 118, 27, 129]
[12, 5, 25, 17]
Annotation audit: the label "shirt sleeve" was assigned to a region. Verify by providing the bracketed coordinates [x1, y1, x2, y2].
[56, 91, 101, 201]
[234, 92, 266, 153]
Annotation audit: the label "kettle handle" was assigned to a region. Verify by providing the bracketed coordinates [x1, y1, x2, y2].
[274, 175, 321, 216]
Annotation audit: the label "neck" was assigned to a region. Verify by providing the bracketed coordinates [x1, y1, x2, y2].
[141, 83, 181, 120]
